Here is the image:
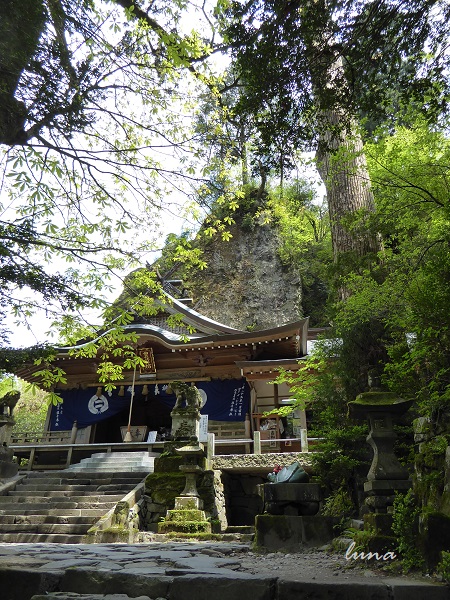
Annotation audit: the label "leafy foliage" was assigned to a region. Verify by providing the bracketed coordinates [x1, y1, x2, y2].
[275, 345, 368, 503]
[220, 1, 450, 151]
[392, 490, 425, 571]
[0, 0, 221, 344]
[337, 119, 450, 421]
[437, 551, 450, 583]
[270, 180, 331, 325]
[12, 380, 48, 433]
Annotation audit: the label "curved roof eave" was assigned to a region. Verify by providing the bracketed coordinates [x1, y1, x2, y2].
[56, 318, 310, 354]
[155, 291, 245, 335]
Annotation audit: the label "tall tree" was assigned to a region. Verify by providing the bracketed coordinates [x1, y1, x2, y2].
[220, 0, 449, 265]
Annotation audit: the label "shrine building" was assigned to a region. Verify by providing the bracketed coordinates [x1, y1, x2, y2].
[14, 280, 323, 463]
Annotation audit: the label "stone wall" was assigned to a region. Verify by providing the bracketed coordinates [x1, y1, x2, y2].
[222, 472, 265, 526]
[413, 416, 450, 568]
[414, 416, 450, 516]
[212, 452, 313, 472]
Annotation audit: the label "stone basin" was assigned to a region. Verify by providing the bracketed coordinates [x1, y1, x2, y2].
[258, 483, 321, 516]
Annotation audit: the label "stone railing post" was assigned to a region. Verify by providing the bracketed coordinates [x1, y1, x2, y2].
[254, 431, 261, 455]
[300, 428, 309, 452]
[245, 413, 251, 438]
[207, 432, 215, 464]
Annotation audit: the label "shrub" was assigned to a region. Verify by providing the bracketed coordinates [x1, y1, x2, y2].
[392, 490, 425, 571]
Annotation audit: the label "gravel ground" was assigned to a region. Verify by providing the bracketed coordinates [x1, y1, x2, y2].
[223, 546, 444, 585]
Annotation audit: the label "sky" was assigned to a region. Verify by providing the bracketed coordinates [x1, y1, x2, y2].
[1, 1, 326, 349]
[3, 153, 325, 349]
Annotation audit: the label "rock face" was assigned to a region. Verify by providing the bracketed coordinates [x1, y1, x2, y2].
[185, 221, 303, 330]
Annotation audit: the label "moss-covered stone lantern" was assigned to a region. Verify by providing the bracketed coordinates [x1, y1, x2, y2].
[348, 390, 413, 514]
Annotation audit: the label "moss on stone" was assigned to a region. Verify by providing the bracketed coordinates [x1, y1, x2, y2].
[364, 513, 394, 536]
[352, 392, 406, 406]
[85, 525, 131, 543]
[414, 437, 448, 513]
[154, 454, 184, 473]
[164, 532, 223, 540]
[255, 515, 292, 542]
[197, 470, 216, 513]
[165, 509, 207, 522]
[419, 512, 450, 569]
[158, 520, 211, 534]
[145, 471, 185, 506]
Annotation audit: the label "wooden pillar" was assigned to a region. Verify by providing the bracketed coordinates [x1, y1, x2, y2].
[249, 383, 257, 436]
[70, 420, 78, 444]
[274, 383, 279, 408]
[27, 447, 35, 471]
[244, 413, 251, 438]
[65, 446, 73, 468]
[244, 413, 251, 454]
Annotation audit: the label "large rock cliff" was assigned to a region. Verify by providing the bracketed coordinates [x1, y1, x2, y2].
[181, 220, 303, 331]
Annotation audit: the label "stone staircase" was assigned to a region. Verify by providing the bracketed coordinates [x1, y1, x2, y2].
[65, 451, 156, 472]
[0, 451, 156, 543]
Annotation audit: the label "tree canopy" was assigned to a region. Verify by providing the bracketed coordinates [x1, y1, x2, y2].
[1, 0, 450, 410]
[0, 0, 220, 349]
[218, 0, 450, 262]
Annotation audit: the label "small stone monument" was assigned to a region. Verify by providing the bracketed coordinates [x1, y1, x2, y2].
[158, 382, 211, 534]
[168, 381, 202, 441]
[0, 442, 18, 479]
[0, 390, 20, 444]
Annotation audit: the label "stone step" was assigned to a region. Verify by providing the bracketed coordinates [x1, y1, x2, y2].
[225, 526, 255, 534]
[14, 483, 104, 492]
[14, 483, 137, 493]
[350, 519, 365, 531]
[75, 456, 155, 465]
[66, 466, 153, 473]
[0, 460, 147, 544]
[8, 489, 133, 497]
[0, 533, 86, 543]
[0, 508, 108, 517]
[0, 523, 91, 534]
[21, 475, 147, 485]
[74, 459, 153, 466]
[0, 501, 116, 510]
[88, 451, 158, 458]
[0, 514, 99, 525]
[67, 452, 156, 467]
[0, 494, 125, 503]
[24, 471, 148, 480]
[31, 594, 148, 600]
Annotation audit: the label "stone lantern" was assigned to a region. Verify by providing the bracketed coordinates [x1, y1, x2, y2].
[0, 390, 20, 479]
[349, 390, 413, 514]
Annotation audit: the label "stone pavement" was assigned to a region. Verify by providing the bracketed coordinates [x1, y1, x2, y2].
[0, 541, 447, 600]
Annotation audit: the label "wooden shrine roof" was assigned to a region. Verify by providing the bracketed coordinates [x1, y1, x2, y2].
[15, 290, 312, 387]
